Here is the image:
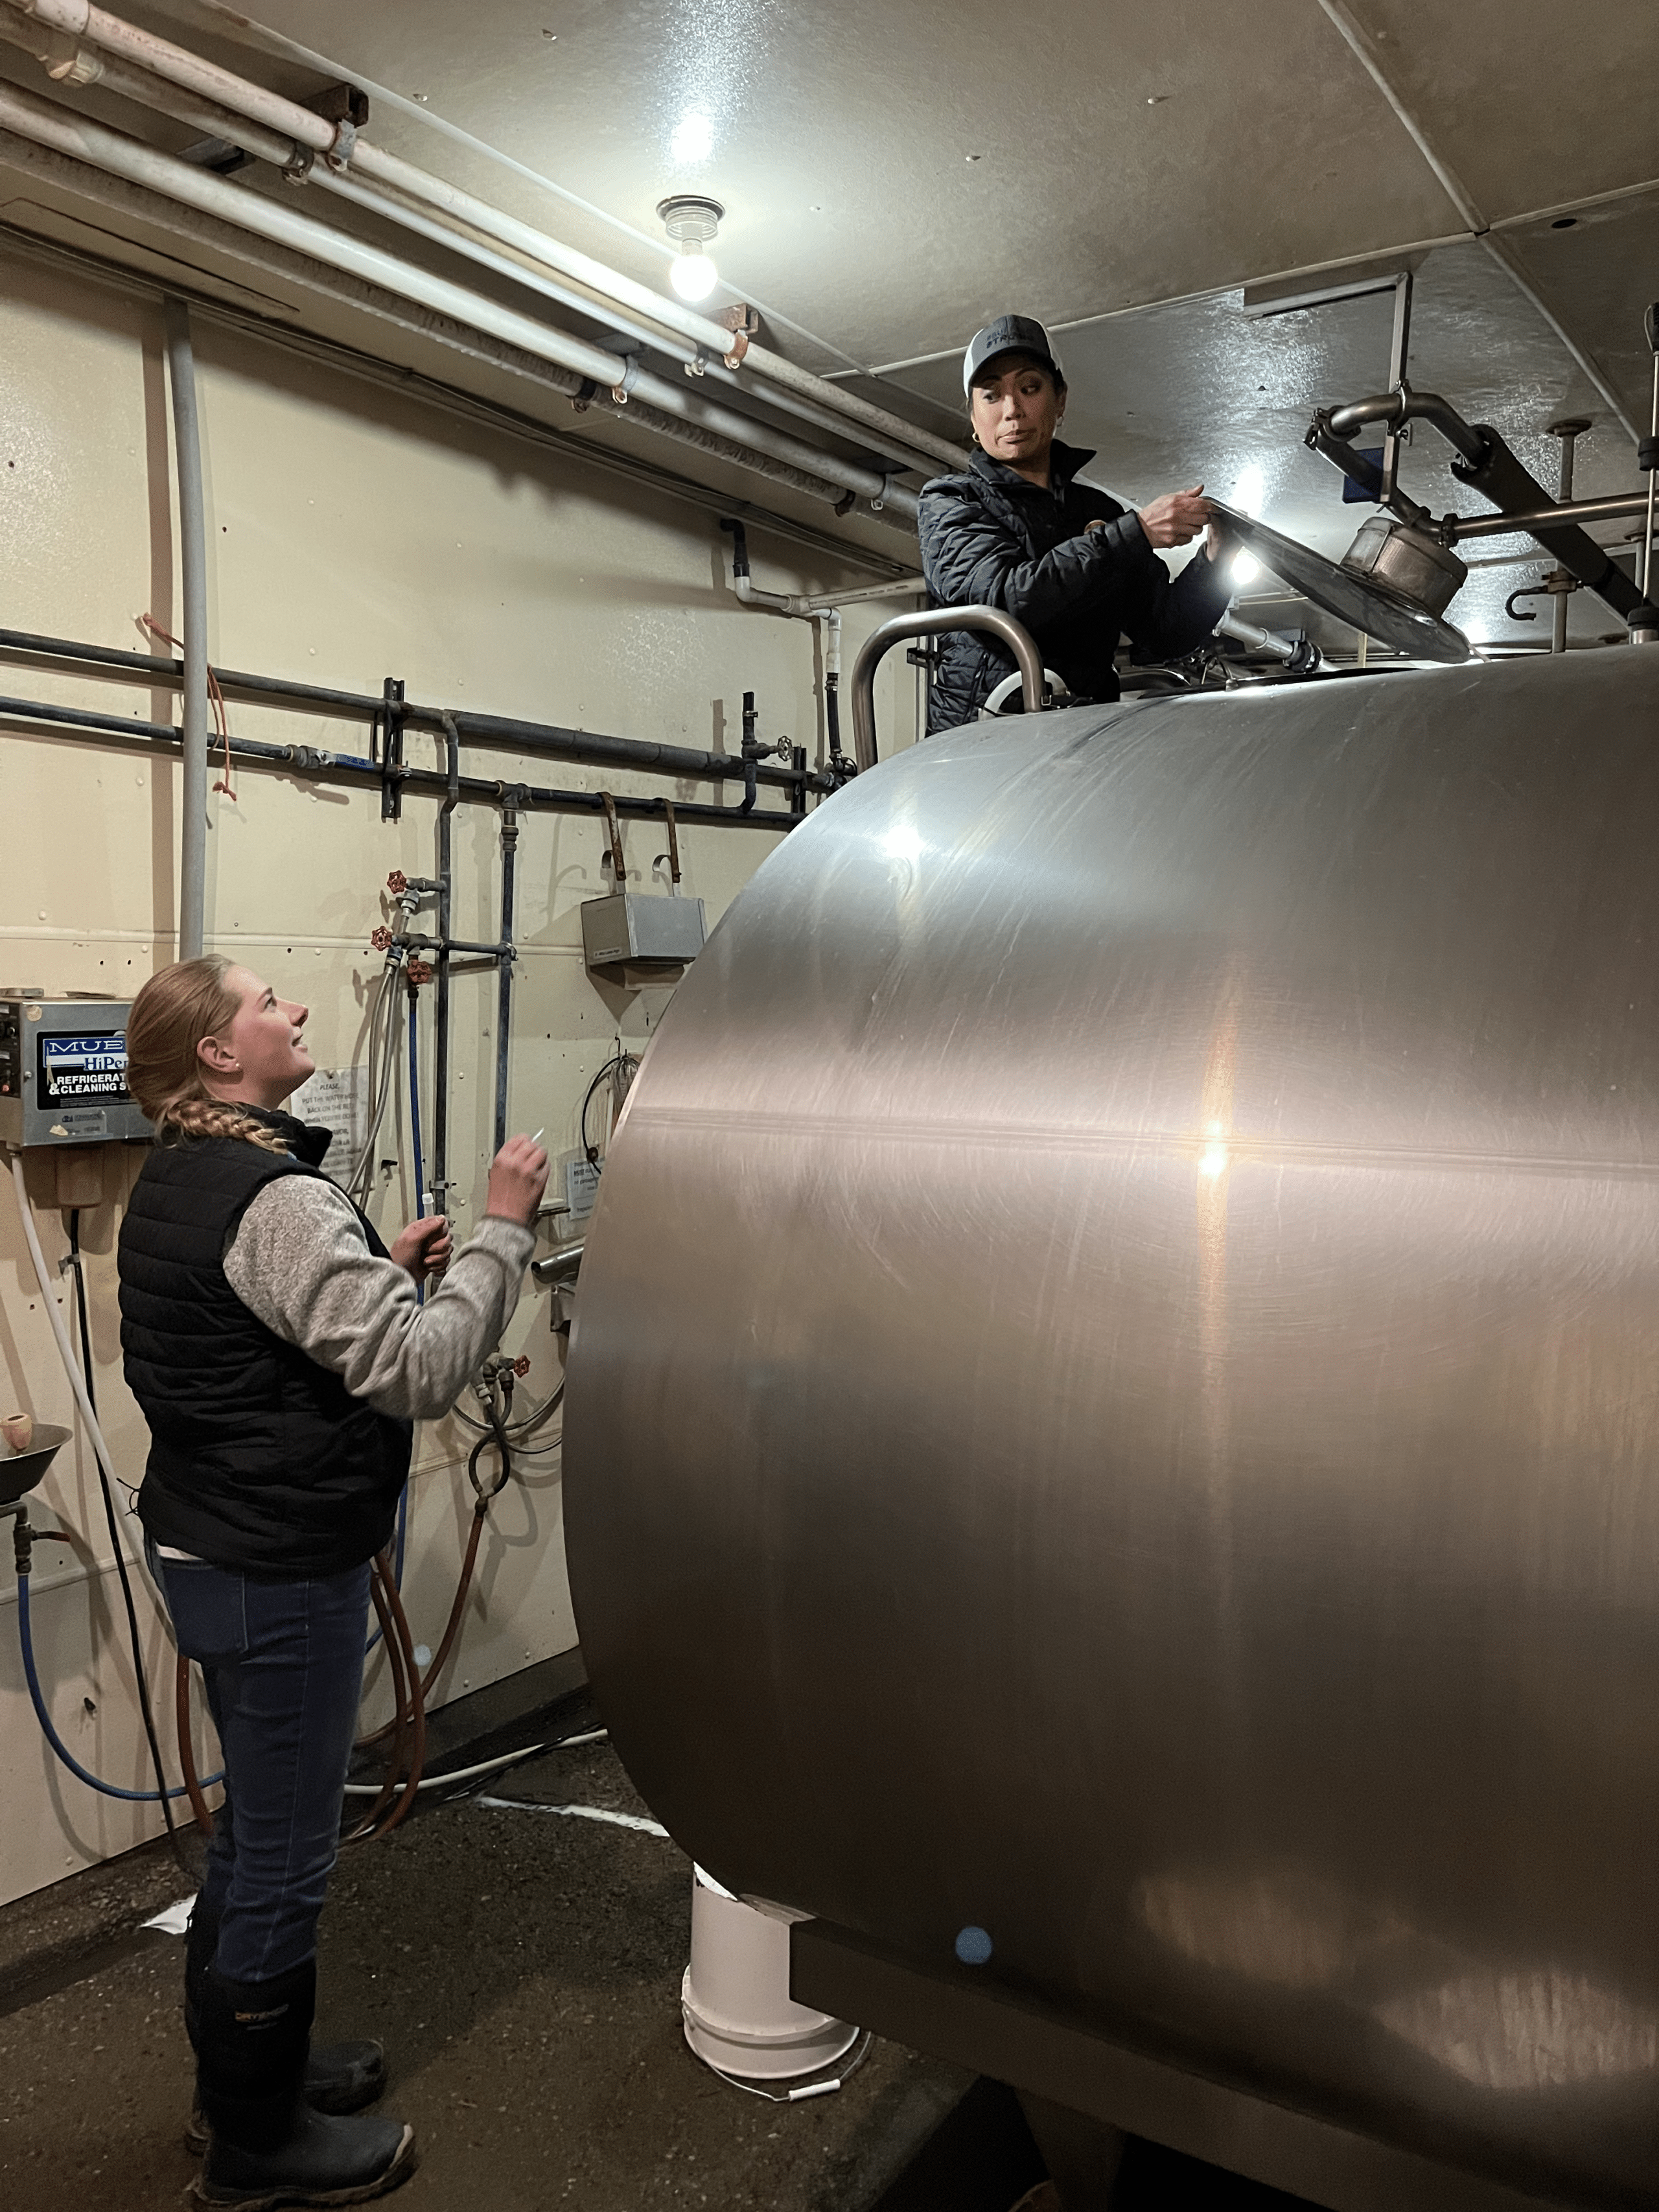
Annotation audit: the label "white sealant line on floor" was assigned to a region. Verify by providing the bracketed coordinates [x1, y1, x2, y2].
[472, 1796, 670, 1836]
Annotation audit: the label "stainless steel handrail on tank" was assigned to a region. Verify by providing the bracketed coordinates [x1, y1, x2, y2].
[849, 606, 1045, 769]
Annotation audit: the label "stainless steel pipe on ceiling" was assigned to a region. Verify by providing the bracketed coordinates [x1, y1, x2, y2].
[0, 76, 920, 522]
[1449, 492, 1649, 541]
[0, 0, 964, 481]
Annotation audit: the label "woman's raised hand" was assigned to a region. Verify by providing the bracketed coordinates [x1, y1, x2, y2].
[1136, 485, 1214, 549]
[485, 1135, 551, 1227]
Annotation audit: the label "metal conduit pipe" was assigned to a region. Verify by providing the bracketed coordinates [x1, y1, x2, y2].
[0, 11, 297, 167]
[314, 167, 942, 480]
[0, 121, 874, 524]
[191, 0, 969, 477]
[0, 0, 966, 476]
[162, 294, 207, 962]
[0, 113, 881, 520]
[0, 623, 826, 792]
[0, 85, 916, 520]
[850, 607, 1045, 770]
[314, 168, 938, 480]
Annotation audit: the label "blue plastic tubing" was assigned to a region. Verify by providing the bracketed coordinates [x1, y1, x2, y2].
[17, 1573, 222, 1802]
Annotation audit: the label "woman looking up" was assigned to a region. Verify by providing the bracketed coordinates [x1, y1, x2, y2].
[117, 955, 548, 2207]
[918, 313, 1233, 730]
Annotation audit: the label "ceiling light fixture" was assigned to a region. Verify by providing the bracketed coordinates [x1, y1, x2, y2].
[658, 194, 723, 303]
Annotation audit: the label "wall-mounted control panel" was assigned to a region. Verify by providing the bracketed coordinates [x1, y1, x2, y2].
[581, 893, 706, 989]
[0, 993, 154, 1147]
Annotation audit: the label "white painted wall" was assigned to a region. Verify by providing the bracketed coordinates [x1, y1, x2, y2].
[0, 244, 920, 1908]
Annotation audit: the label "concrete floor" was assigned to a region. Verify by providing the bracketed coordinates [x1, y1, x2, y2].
[0, 1684, 1316, 2212]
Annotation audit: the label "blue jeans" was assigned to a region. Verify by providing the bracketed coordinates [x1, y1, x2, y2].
[152, 1545, 371, 1984]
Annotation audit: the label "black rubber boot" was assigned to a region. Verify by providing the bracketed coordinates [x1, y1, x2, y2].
[192, 1960, 416, 2209]
[184, 1907, 387, 2152]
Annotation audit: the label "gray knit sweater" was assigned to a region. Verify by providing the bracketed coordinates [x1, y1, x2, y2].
[223, 1178, 536, 1421]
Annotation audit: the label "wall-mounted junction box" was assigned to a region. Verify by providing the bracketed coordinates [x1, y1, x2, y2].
[581, 893, 706, 989]
[0, 993, 153, 1147]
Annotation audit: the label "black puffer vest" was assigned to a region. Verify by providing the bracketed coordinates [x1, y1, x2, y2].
[120, 1110, 412, 1578]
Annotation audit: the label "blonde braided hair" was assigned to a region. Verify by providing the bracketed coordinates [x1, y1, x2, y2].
[126, 956, 288, 1152]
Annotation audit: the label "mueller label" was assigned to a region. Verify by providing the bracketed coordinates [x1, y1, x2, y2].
[39, 1032, 130, 1102]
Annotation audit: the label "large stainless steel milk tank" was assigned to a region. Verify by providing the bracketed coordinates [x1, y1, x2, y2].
[564, 651, 1659, 2211]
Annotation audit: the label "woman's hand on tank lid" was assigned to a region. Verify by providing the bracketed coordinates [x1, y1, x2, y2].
[485, 1135, 550, 1228]
[1134, 485, 1215, 550]
[391, 1215, 452, 1285]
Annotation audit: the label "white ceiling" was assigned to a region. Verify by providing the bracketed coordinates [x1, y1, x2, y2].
[15, 0, 1659, 638]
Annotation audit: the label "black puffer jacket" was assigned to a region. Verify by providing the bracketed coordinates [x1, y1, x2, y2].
[917, 440, 1231, 732]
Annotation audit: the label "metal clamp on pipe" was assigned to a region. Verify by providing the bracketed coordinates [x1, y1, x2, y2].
[849, 607, 1045, 771]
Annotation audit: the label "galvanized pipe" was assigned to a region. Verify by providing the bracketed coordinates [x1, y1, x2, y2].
[850, 607, 1045, 769]
[162, 295, 207, 961]
[312, 166, 938, 478]
[0, 116, 872, 517]
[0, 0, 963, 476]
[0, 80, 918, 519]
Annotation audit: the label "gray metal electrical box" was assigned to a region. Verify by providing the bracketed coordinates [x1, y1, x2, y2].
[0, 993, 153, 1147]
[581, 894, 706, 988]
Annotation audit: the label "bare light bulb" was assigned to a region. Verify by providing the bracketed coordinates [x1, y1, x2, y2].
[659, 194, 724, 306]
[669, 248, 719, 303]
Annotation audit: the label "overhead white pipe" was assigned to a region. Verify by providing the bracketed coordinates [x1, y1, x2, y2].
[0, 0, 966, 474]
[314, 166, 942, 474]
[310, 168, 921, 513]
[729, 568, 927, 617]
[0, 124, 869, 518]
[725, 517, 929, 614]
[0, 32, 935, 482]
[0, 78, 918, 518]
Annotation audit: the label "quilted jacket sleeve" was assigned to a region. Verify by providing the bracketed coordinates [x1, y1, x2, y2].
[918, 481, 1153, 629]
[1119, 541, 1233, 663]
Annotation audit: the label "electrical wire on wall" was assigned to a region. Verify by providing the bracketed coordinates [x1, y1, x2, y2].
[137, 614, 236, 800]
[581, 1048, 640, 1169]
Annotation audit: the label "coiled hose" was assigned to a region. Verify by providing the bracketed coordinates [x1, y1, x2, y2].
[17, 1571, 223, 1802]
